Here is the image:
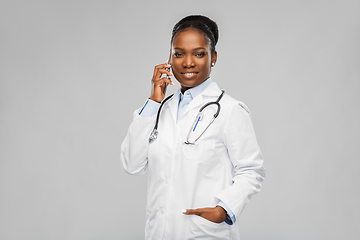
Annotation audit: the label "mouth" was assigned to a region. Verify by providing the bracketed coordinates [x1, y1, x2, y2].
[181, 72, 199, 78]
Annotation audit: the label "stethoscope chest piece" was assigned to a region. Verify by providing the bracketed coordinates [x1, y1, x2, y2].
[149, 129, 158, 143]
[148, 94, 174, 144]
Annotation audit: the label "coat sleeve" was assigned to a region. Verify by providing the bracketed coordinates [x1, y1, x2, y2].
[120, 109, 156, 175]
[215, 102, 266, 218]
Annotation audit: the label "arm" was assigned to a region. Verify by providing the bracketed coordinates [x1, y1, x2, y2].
[121, 62, 173, 175]
[217, 200, 236, 225]
[215, 102, 265, 218]
[184, 103, 265, 224]
[139, 99, 161, 117]
[120, 109, 156, 175]
[182, 201, 234, 224]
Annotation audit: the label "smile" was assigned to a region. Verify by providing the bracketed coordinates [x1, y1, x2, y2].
[181, 72, 198, 78]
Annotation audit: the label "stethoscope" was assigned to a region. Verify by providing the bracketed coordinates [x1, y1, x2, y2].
[149, 90, 225, 145]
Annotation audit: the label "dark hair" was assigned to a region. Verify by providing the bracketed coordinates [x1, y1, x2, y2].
[171, 15, 219, 53]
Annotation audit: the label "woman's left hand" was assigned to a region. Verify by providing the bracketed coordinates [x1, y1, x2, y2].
[183, 206, 227, 223]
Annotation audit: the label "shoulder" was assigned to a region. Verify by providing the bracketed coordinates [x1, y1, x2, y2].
[204, 82, 252, 120]
[206, 82, 251, 114]
[221, 93, 251, 117]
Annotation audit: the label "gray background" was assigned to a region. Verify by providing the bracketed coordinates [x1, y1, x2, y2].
[1, 0, 359, 239]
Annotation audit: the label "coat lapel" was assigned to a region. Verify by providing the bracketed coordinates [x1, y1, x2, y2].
[163, 82, 223, 124]
[180, 94, 203, 118]
[181, 82, 223, 119]
[166, 89, 180, 125]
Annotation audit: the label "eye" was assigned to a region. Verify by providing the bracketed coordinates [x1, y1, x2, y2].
[174, 52, 184, 58]
[195, 52, 206, 57]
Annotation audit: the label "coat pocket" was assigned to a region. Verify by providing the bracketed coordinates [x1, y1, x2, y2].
[182, 123, 219, 162]
[186, 215, 231, 240]
[182, 140, 214, 161]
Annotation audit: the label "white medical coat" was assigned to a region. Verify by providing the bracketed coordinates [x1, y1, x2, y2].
[121, 82, 265, 240]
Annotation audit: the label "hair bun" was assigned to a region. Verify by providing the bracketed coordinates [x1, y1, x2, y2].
[198, 16, 219, 45]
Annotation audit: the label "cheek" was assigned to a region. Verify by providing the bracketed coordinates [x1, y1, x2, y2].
[199, 56, 211, 69]
[199, 61, 211, 72]
[170, 60, 182, 73]
[171, 65, 180, 75]
[169, 56, 177, 66]
[171, 65, 181, 79]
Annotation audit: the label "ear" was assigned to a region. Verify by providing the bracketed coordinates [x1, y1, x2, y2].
[211, 50, 217, 66]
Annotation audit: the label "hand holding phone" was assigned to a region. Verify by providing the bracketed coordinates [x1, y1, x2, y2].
[149, 61, 173, 103]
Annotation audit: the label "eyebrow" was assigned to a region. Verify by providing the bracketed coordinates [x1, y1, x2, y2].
[174, 47, 207, 51]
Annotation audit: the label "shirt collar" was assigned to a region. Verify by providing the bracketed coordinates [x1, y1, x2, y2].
[179, 77, 213, 101]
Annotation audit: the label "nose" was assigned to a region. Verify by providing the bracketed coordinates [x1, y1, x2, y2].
[182, 55, 195, 68]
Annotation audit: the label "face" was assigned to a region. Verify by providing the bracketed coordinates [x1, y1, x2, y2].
[170, 27, 217, 93]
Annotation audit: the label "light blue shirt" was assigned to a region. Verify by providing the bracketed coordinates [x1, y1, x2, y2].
[139, 77, 212, 119]
[138, 78, 236, 225]
[176, 78, 212, 121]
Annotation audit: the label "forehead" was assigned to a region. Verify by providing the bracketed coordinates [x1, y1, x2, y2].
[172, 27, 210, 50]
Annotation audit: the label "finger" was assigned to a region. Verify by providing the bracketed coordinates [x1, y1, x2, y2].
[161, 77, 173, 85]
[157, 68, 173, 77]
[153, 62, 172, 78]
[154, 62, 171, 69]
[154, 62, 172, 73]
[153, 77, 173, 87]
[162, 82, 168, 94]
[182, 208, 202, 216]
[159, 73, 172, 81]
[155, 67, 172, 80]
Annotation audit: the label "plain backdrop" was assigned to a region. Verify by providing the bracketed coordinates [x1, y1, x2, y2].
[1, 0, 359, 239]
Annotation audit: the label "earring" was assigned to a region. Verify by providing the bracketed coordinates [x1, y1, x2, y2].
[211, 62, 215, 66]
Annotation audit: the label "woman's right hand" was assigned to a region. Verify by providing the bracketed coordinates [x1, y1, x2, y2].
[150, 61, 173, 103]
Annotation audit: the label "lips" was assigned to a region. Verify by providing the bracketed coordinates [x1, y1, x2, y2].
[181, 72, 198, 78]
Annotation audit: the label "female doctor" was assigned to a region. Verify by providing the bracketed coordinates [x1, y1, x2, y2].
[121, 15, 265, 240]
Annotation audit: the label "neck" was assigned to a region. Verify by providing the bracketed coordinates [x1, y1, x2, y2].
[180, 86, 191, 94]
[180, 77, 210, 94]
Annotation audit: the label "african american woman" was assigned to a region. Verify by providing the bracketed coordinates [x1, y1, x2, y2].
[121, 15, 265, 240]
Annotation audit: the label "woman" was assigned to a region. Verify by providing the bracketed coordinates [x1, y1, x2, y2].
[121, 15, 265, 240]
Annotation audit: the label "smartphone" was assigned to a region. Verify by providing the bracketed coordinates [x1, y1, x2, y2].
[161, 58, 172, 79]
[160, 59, 172, 93]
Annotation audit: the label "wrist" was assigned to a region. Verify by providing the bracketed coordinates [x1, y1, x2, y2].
[149, 96, 162, 103]
[215, 206, 227, 222]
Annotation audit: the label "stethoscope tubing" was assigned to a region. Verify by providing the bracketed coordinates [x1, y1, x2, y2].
[184, 90, 224, 145]
[149, 93, 174, 143]
[149, 90, 225, 144]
